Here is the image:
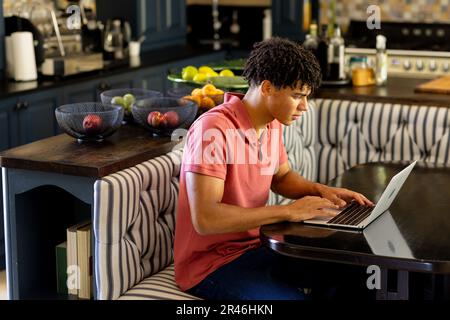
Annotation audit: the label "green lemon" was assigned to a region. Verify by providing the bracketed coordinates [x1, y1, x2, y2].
[181, 66, 198, 80]
[193, 73, 208, 83]
[219, 69, 234, 77]
[111, 96, 125, 106]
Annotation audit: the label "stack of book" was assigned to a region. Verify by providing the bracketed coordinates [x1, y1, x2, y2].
[55, 220, 93, 299]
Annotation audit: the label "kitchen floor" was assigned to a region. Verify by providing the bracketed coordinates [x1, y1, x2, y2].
[0, 270, 6, 300]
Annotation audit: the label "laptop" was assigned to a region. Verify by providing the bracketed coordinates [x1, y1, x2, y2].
[303, 161, 417, 230]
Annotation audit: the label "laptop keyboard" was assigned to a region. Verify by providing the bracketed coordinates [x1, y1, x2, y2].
[327, 201, 374, 226]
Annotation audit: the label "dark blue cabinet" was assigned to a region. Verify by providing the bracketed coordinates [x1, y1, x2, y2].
[0, 98, 18, 152]
[272, 0, 319, 42]
[96, 0, 186, 51]
[17, 91, 60, 145]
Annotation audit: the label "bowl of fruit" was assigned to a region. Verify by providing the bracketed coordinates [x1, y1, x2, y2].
[132, 97, 198, 136]
[100, 88, 162, 123]
[168, 84, 224, 116]
[55, 102, 124, 143]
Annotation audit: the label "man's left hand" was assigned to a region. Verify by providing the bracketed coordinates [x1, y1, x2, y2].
[316, 185, 374, 208]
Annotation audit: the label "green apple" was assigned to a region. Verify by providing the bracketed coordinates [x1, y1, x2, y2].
[111, 96, 125, 106]
[123, 93, 135, 107]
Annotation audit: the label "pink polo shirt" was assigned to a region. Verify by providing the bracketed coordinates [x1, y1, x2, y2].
[174, 93, 288, 291]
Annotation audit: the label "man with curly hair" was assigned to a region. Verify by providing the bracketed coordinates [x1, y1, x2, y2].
[174, 37, 373, 300]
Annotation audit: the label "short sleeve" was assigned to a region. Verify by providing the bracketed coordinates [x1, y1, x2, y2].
[182, 114, 229, 180]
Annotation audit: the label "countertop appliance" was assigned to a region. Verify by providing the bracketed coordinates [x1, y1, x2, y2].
[344, 20, 450, 79]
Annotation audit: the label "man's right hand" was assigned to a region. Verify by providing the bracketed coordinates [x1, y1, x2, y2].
[286, 196, 340, 222]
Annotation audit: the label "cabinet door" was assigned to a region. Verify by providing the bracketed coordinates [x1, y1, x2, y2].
[136, 65, 168, 93]
[0, 98, 19, 151]
[139, 0, 186, 50]
[272, 0, 305, 41]
[17, 90, 60, 145]
[63, 80, 99, 104]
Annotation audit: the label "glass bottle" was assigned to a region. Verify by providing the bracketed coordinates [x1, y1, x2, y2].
[317, 24, 330, 81]
[376, 35, 388, 86]
[327, 25, 345, 81]
[303, 23, 319, 55]
[104, 19, 124, 60]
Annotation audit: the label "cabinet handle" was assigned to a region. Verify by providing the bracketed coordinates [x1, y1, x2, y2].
[14, 101, 30, 111]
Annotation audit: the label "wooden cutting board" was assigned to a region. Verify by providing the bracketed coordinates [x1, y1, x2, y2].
[415, 76, 450, 94]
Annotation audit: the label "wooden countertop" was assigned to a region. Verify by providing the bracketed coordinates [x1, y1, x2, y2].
[0, 125, 179, 178]
[314, 77, 450, 108]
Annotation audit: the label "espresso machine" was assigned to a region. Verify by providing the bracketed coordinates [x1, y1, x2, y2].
[12, 0, 105, 77]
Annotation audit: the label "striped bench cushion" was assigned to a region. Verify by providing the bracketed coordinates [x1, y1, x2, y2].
[118, 264, 200, 300]
[314, 99, 450, 183]
[94, 150, 184, 300]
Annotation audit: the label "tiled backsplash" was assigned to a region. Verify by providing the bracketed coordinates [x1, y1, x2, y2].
[320, 0, 450, 32]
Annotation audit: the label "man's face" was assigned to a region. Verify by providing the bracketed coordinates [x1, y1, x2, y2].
[266, 84, 311, 125]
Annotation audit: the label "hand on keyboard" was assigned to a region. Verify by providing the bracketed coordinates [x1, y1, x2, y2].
[286, 196, 340, 223]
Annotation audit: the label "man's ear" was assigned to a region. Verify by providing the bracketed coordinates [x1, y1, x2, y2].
[260, 80, 274, 96]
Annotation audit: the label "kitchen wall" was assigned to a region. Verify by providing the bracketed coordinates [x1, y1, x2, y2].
[320, 0, 450, 32]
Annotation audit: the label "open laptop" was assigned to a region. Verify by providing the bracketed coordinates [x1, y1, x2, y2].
[303, 160, 417, 230]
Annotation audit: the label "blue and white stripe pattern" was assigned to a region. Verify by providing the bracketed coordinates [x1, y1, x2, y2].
[94, 150, 198, 300]
[314, 99, 450, 183]
[267, 100, 317, 205]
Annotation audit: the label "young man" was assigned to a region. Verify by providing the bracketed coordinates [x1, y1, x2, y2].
[174, 37, 373, 300]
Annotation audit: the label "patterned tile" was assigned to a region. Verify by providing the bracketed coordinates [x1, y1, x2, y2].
[320, 0, 450, 30]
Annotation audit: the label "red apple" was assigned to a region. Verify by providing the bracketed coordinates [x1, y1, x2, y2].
[147, 111, 162, 127]
[83, 114, 102, 134]
[164, 111, 180, 128]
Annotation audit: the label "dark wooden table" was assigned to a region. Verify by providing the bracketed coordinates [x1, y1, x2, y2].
[261, 162, 450, 300]
[0, 125, 179, 299]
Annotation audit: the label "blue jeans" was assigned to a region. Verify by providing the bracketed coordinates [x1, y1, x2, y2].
[188, 247, 370, 300]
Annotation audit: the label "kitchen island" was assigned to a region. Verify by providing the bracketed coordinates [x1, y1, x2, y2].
[0, 125, 179, 299]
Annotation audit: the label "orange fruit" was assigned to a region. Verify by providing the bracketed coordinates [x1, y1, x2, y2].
[182, 95, 201, 106]
[202, 84, 217, 96]
[200, 96, 215, 109]
[191, 88, 203, 96]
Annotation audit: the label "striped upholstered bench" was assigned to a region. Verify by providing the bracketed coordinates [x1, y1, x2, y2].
[93, 150, 199, 300]
[313, 99, 450, 183]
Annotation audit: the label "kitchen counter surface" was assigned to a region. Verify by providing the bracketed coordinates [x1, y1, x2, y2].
[315, 77, 450, 107]
[0, 124, 179, 178]
[0, 44, 227, 100]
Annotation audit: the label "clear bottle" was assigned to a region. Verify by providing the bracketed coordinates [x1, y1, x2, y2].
[104, 19, 124, 60]
[327, 24, 345, 81]
[376, 35, 388, 86]
[303, 23, 319, 54]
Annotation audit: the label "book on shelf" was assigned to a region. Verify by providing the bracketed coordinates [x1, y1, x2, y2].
[77, 223, 93, 299]
[55, 241, 67, 295]
[66, 220, 90, 296]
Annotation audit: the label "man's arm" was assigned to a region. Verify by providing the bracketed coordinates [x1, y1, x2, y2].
[271, 162, 321, 199]
[271, 162, 373, 207]
[186, 172, 338, 235]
